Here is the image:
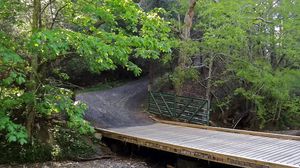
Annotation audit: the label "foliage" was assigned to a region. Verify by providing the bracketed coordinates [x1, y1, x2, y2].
[232, 60, 300, 127]
[282, 99, 300, 128]
[0, 32, 28, 144]
[170, 67, 199, 93]
[0, 125, 95, 164]
[0, 0, 171, 154]
[156, 0, 300, 128]
[51, 126, 95, 160]
[200, 0, 300, 128]
[0, 138, 52, 164]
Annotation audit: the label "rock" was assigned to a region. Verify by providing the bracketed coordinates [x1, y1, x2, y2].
[94, 133, 102, 140]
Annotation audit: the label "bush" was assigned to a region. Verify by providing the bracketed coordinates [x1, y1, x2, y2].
[0, 125, 95, 164]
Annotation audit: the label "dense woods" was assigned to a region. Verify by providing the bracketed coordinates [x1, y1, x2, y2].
[147, 0, 300, 129]
[0, 0, 299, 164]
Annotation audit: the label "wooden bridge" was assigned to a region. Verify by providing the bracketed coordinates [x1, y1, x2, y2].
[77, 82, 300, 168]
[97, 119, 300, 168]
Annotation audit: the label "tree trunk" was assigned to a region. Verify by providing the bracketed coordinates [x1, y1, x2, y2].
[148, 60, 155, 91]
[182, 0, 197, 40]
[206, 54, 214, 123]
[26, 0, 41, 139]
[179, 0, 197, 67]
[175, 0, 197, 95]
[32, 0, 42, 30]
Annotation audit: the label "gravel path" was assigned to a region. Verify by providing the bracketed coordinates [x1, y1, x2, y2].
[1, 157, 152, 168]
[76, 78, 154, 128]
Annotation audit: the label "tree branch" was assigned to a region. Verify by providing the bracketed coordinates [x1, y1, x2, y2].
[50, 4, 68, 29]
[256, 17, 273, 24]
[41, 0, 55, 15]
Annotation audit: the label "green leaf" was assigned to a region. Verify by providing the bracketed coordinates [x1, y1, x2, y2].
[8, 135, 17, 142]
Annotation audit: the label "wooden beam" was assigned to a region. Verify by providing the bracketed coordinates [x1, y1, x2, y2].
[159, 93, 173, 117]
[150, 91, 163, 115]
[152, 118, 300, 141]
[188, 101, 206, 122]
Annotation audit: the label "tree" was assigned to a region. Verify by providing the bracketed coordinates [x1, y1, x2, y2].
[195, 0, 300, 128]
[0, 0, 171, 145]
[171, 0, 200, 95]
[152, 0, 300, 129]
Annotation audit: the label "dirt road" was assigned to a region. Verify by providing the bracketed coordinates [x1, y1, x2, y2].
[76, 79, 153, 128]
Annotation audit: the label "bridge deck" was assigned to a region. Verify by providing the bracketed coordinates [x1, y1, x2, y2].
[97, 122, 300, 168]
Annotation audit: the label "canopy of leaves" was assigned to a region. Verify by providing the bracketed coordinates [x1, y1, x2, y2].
[0, 0, 171, 146]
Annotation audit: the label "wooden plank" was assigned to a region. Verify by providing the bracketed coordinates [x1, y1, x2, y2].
[206, 136, 297, 159]
[261, 147, 300, 162]
[249, 140, 300, 159]
[96, 127, 297, 168]
[277, 152, 300, 163]
[225, 141, 286, 157]
[291, 159, 300, 165]
[243, 141, 295, 159]
[195, 135, 264, 153]
[113, 124, 217, 143]
[152, 118, 300, 141]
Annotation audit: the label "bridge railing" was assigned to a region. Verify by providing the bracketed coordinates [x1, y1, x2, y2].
[148, 91, 210, 125]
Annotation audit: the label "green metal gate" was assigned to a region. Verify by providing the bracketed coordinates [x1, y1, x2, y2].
[148, 91, 210, 125]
